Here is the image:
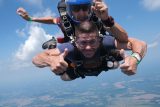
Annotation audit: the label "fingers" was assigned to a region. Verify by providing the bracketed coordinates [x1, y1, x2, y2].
[93, 2, 107, 13]
[120, 55, 130, 73]
[16, 7, 30, 21]
[92, 1, 109, 20]
[119, 49, 129, 68]
[120, 56, 137, 76]
[120, 49, 128, 59]
[91, 6, 97, 13]
[50, 49, 69, 75]
[50, 59, 68, 75]
[119, 49, 128, 69]
[59, 48, 68, 69]
[121, 65, 136, 76]
[16, 7, 26, 15]
[120, 49, 125, 58]
[61, 48, 68, 58]
[50, 63, 67, 75]
[121, 70, 136, 76]
[120, 62, 129, 69]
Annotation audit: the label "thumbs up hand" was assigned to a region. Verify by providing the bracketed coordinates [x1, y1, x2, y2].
[119, 49, 138, 76]
[60, 48, 68, 58]
[49, 48, 69, 75]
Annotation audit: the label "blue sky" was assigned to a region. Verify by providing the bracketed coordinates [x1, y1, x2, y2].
[0, 0, 160, 84]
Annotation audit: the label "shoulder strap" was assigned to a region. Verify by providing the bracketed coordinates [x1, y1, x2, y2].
[90, 13, 107, 36]
[57, 0, 75, 43]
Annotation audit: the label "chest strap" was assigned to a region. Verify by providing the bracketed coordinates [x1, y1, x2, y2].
[57, 0, 75, 43]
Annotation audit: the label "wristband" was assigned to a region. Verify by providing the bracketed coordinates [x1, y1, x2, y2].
[28, 17, 32, 21]
[101, 16, 115, 27]
[131, 53, 141, 64]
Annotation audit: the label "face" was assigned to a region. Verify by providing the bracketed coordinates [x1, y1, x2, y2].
[75, 32, 100, 58]
[70, 4, 91, 22]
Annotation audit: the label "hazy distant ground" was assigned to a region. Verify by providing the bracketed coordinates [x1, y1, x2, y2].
[0, 67, 160, 107]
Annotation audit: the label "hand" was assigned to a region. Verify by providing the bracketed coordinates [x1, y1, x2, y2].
[92, 0, 109, 20]
[119, 49, 138, 76]
[16, 7, 31, 21]
[49, 48, 69, 75]
[45, 48, 61, 56]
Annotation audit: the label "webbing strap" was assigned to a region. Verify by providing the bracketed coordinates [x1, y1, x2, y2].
[57, 0, 75, 43]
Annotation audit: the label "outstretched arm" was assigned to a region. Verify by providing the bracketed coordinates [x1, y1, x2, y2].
[116, 38, 147, 58]
[115, 37, 147, 75]
[17, 7, 58, 24]
[32, 48, 72, 81]
[106, 23, 129, 43]
[32, 48, 68, 74]
[32, 48, 61, 68]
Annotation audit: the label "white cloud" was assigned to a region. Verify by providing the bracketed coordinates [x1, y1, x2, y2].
[141, 0, 160, 11]
[114, 82, 126, 89]
[11, 24, 52, 70]
[15, 8, 58, 61]
[16, 8, 56, 38]
[148, 33, 160, 49]
[12, 8, 60, 70]
[16, 28, 27, 38]
[148, 41, 159, 48]
[15, 24, 52, 61]
[33, 8, 56, 17]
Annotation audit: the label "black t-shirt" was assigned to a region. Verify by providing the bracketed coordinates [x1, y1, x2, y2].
[57, 35, 116, 79]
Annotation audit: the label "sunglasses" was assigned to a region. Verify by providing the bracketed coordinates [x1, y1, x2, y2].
[70, 4, 91, 12]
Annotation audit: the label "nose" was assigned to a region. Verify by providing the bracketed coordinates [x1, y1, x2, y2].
[85, 45, 92, 50]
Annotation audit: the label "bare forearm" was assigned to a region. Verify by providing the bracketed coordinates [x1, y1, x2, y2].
[107, 23, 128, 42]
[128, 38, 147, 58]
[31, 16, 56, 24]
[32, 49, 58, 68]
[115, 37, 147, 58]
[32, 52, 51, 68]
[17, 7, 57, 24]
[32, 48, 61, 67]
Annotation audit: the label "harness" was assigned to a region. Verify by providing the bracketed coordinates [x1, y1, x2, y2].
[42, 1, 123, 79]
[57, 0, 107, 43]
[57, 0, 75, 43]
[42, 36, 123, 79]
[68, 43, 123, 79]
